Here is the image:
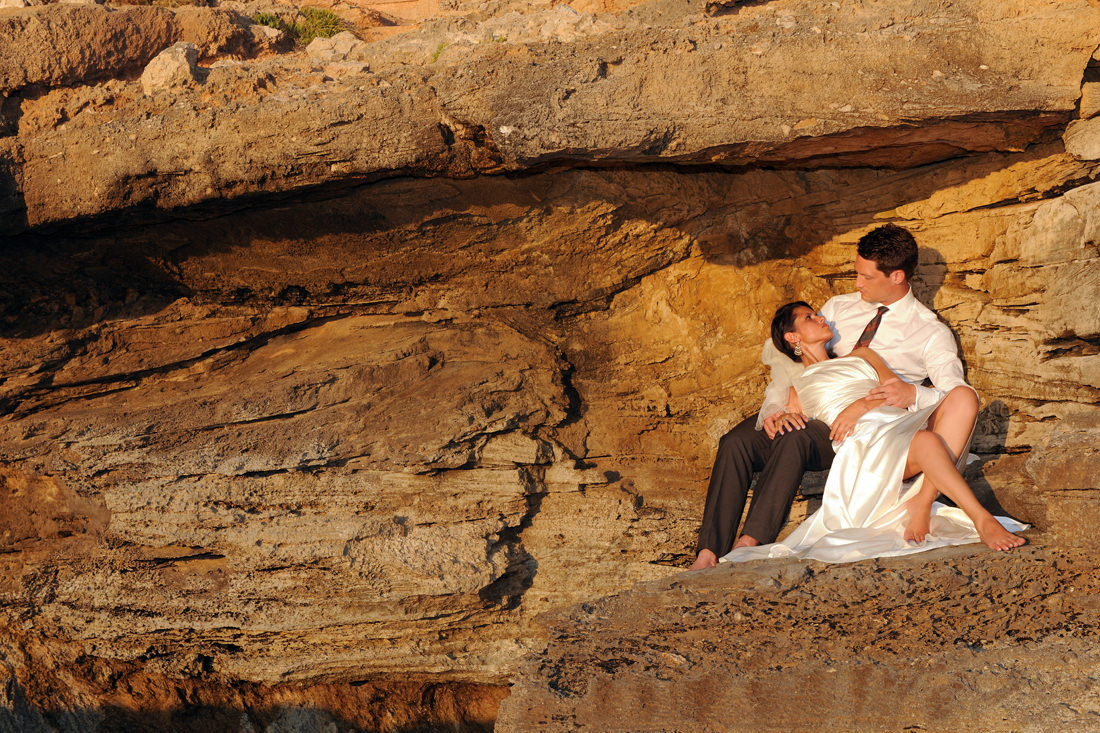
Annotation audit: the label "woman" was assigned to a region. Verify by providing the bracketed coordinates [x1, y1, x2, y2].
[722, 302, 1026, 564]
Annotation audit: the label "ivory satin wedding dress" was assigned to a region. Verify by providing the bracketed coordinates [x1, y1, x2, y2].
[721, 356, 1026, 565]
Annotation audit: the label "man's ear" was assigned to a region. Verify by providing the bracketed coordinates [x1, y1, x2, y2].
[890, 270, 905, 285]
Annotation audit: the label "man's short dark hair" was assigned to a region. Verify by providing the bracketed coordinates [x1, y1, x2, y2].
[857, 224, 918, 280]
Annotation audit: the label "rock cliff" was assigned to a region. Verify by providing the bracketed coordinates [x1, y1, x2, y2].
[1, 0, 1099, 729]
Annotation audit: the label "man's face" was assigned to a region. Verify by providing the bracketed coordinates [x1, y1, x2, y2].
[855, 256, 899, 303]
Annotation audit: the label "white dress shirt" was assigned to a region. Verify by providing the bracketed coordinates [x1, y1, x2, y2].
[756, 288, 969, 428]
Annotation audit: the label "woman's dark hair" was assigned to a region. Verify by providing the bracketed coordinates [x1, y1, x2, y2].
[771, 301, 814, 362]
[857, 224, 918, 280]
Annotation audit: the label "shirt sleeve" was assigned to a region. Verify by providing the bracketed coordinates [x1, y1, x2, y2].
[755, 339, 800, 429]
[911, 323, 971, 411]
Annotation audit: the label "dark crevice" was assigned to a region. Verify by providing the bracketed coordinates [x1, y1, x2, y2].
[705, 0, 773, 16]
[1042, 334, 1100, 360]
[143, 552, 225, 567]
[555, 362, 584, 430]
[476, 466, 547, 610]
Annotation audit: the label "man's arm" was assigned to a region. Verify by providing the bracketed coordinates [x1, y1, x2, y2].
[865, 320, 969, 410]
[913, 323, 970, 410]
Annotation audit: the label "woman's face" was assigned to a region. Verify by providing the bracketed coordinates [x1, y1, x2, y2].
[787, 306, 833, 347]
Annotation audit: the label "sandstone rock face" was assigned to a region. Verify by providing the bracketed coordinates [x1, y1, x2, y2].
[173, 6, 256, 60]
[2, 0, 1100, 728]
[0, 5, 177, 94]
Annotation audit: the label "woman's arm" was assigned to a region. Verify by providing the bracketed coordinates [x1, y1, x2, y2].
[786, 386, 804, 416]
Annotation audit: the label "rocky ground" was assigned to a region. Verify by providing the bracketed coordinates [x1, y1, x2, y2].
[499, 540, 1100, 731]
[1, 0, 1099, 729]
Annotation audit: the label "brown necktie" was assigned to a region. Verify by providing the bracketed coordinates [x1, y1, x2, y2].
[854, 306, 889, 348]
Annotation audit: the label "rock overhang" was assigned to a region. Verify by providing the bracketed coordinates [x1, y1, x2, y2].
[2, 0, 1099, 232]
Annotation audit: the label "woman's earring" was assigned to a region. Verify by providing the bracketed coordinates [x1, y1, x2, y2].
[793, 341, 803, 357]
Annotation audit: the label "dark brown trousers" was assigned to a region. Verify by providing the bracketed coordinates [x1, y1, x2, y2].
[696, 414, 836, 555]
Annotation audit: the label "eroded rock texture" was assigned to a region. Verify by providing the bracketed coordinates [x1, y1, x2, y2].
[1, 0, 1099, 728]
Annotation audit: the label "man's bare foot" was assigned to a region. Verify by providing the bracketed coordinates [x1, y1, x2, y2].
[904, 504, 933, 543]
[731, 534, 760, 549]
[976, 516, 1027, 551]
[689, 549, 718, 570]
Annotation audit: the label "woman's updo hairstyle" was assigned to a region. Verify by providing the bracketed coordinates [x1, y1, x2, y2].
[771, 301, 814, 362]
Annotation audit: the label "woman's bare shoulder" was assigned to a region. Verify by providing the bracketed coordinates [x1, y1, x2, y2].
[847, 347, 894, 382]
[847, 346, 880, 362]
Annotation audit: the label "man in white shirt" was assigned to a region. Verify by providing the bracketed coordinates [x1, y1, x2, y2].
[690, 224, 978, 570]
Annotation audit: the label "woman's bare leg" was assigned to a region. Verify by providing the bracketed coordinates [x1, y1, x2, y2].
[903, 478, 938, 543]
[927, 386, 979, 465]
[905, 430, 1025, 551]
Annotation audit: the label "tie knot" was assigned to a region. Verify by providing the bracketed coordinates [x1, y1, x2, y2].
[877, 305, 889, 315]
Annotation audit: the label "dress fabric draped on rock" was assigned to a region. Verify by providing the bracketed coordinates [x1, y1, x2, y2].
[721, 356, 1026, 565]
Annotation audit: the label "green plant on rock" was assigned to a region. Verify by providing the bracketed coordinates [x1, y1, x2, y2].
[293, 7, 348, 45]
[252, 7, 348, 47]
[252, 11, 287, 32]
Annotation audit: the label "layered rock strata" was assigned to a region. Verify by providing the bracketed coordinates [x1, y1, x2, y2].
[1, 0, 1099, 728]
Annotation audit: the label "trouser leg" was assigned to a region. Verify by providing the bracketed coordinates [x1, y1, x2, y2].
[696, 414, 773, 556]
[739, 419, 835, 544]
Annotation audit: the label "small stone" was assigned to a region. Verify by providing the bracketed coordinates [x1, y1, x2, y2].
[1063, 116, 1100, 160]
[139, 42, 200, 96]
[249, 22, 284, 55]
[306, 31, 366, 63]
[0, 0, 31, 7]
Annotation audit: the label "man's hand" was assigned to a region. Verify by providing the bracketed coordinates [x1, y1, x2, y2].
[866, 377, 917, 408]
[830, 400, 869, 442]
[763, 411, 807, 439]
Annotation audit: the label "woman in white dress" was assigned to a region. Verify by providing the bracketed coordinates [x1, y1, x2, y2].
[722, 302, 1026, 565]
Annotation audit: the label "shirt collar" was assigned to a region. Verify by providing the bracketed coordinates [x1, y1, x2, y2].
[867, 286, 916, 318]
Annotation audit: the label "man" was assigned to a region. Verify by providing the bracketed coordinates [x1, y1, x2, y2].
[690, 224, 978, 570]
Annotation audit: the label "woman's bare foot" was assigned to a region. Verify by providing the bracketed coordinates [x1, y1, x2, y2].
[903, 499, 934, 543]
[689, 549, 718, 570]
[731, 534, 760, 549]
[976, 516, 1027, 551]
